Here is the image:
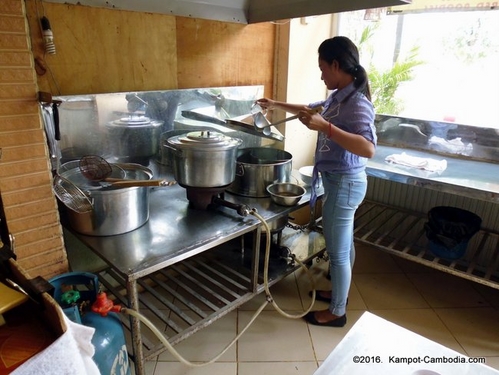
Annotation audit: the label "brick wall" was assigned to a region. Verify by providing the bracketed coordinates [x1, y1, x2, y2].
[0, 0, 68, 278]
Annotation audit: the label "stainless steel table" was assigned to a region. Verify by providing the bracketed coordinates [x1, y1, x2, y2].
[367, 145, 499, 202]
[356, 145, 499, 291]
[68, 166, 326, 375]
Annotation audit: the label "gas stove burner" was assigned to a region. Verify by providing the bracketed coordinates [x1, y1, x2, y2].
[185, 186, 226, 210]
[183, 186, 251, 216]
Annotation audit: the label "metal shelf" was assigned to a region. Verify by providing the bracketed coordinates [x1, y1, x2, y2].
[354, 200, 499, 289]
[97, 246, 259, 360]
[95, 225, 326, 361]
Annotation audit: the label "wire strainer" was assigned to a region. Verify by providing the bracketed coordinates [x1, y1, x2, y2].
[79, 155, 113, 182]
[53, 175, 93, 213]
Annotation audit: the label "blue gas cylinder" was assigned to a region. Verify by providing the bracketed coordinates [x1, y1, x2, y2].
[49, 272, 130, 375]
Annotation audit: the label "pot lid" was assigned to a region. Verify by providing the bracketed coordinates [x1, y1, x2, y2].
[168, 131, 242, 150]
[108, 115, 163, 127]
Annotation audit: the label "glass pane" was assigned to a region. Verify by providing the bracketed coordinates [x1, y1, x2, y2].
[339, 9, 499, 129]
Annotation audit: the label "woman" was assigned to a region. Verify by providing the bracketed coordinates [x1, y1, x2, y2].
[257, 36, 376, 327]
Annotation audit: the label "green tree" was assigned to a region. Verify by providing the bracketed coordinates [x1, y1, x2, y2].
[358, 23, 424, 115]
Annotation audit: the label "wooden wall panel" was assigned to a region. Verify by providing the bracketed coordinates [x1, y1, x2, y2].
[25, 1, 276, 96]
[176, 18, 275, 95]
[25, 1, 178, 95]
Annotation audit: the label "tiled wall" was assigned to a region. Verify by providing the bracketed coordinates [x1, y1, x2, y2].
[0, 0, 68, 278]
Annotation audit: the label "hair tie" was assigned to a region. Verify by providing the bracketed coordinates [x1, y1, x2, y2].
[350, 64, 361, 78]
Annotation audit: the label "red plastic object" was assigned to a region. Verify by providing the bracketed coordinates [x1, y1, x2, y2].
[91, 292, 121, 316]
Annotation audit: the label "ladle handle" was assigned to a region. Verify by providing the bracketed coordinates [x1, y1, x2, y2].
[107, 179, 176, 188]
[269, 113, 300, 127]
[264, 106, 323, 127]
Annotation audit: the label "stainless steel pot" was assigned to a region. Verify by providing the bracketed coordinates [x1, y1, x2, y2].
[59, 163, 153, 236]
[228, 147, 292, 197]
[165, 131, 242, 188]
[158, 129, 204, 167]
[105, 115, 163, 164]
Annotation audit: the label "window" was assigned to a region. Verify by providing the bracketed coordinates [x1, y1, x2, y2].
[338, 6, 499, 129]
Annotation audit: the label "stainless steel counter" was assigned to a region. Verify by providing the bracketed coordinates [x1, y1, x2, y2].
[367, 145, 499, 202]
[73, 167, 315, 281]
[67, 164, 325, 375]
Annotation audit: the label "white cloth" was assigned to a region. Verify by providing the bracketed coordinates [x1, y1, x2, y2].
[385, 152, 447, 176]
[428, 135, 473, 155]
[12, 313, 100, 375]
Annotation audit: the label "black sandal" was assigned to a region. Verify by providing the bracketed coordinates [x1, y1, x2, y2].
[304, 311, 347, 327]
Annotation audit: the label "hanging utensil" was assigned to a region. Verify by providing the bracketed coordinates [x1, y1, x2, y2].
[52, 100, 62, 141]
[79, 155, 175, 187]
[39, 91, 62, 173]
[53, 175, 93, 213]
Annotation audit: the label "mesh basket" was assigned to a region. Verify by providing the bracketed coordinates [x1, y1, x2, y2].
[53, 175, 93, 213]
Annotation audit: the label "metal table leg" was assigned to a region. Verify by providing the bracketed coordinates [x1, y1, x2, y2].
[127, 278, 145, 375]
[250, 225, 262, 293]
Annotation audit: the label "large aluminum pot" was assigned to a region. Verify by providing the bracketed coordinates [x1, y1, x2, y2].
[59, 163, 153, 236]
[165, 131, 242, 188]
[228, 147, 292, 197]
[105, 115, 163, 164]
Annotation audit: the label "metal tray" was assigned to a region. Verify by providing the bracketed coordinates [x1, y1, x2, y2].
[181, 109, 284, 142]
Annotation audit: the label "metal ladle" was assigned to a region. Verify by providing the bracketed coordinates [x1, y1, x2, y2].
[250, 102, 271, 136]
[79, 155, 176, 188]
[253, 112, 273, 136]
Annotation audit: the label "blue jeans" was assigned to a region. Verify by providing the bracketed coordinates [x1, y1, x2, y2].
[321, 171, 367, 316]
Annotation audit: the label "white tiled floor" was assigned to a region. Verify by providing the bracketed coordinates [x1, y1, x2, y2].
[133, 243, 499, 374]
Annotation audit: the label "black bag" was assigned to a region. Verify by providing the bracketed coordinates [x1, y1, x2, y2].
[424, 206, 481, 249]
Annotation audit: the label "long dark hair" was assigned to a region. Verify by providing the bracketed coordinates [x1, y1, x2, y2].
[318, 36, 371, 101]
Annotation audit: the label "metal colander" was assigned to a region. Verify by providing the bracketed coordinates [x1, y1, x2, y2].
[53, 175, 93, 213]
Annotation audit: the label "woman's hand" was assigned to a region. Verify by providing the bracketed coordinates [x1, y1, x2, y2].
[299, 110, 375, 158]
[298, 110, 328, 134]
[255, 98, 275, 110]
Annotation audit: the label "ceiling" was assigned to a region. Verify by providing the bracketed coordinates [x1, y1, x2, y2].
[42, 0, 413, 24]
